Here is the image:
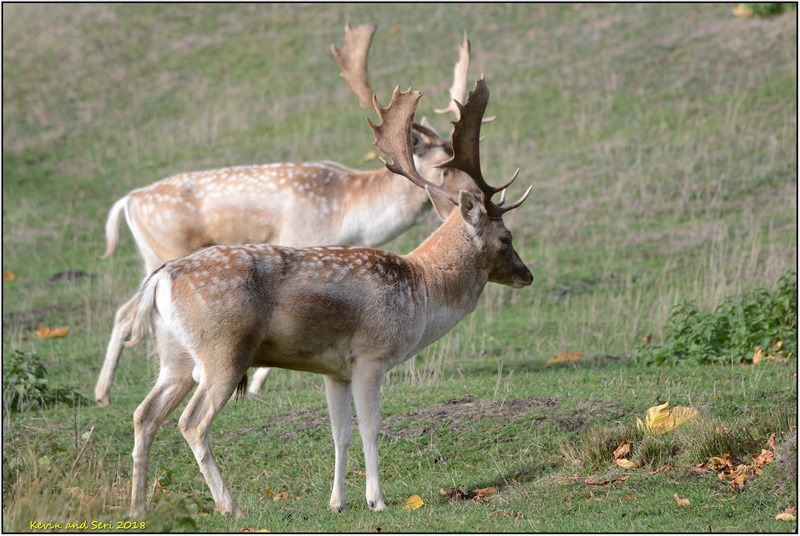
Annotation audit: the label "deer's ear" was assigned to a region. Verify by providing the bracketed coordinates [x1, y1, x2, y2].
[425, 185, 458, 221]
[458, 190, 486, 230]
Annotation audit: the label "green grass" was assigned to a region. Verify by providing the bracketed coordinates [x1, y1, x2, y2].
[2, 3, 797, 532]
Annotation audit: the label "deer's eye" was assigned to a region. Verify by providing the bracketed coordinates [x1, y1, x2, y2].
[500, 237, 512, 248]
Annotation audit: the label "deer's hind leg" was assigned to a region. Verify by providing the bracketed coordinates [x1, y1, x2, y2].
[130, 333, 196, 518]
[96, 294, 138, 406]
[178, 341, 252, 517]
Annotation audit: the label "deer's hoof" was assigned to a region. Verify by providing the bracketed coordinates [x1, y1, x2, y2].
[368, 499, 386, 512]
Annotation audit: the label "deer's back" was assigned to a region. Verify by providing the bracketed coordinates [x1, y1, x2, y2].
[158, 243, 425, 379]
[126, 162, 364, 261]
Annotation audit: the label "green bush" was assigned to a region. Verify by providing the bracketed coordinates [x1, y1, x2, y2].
[636, 272, 797, 365]
[2, 350, 87, 412]
[745, 3, 796, 17]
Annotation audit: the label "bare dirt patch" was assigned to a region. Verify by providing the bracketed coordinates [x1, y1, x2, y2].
[265, 395, 571, 443]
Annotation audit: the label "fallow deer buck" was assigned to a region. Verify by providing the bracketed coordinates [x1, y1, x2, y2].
[125, 76, 532, 518]
[95, 24, 482, 405]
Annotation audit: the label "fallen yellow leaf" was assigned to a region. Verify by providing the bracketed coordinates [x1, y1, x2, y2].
[3, 271, 16, 282]
[667, 406, 700, 431]
[776, 506, 797, 521]
[637, 402, 670, 433]
[362, 150, 378, 162]
[674, 493, 690, 506]
[404, 494, 424, 510]
[35, 326, 69, 339]
[636, 402, 699, 435]
[615, 458, 641, 469]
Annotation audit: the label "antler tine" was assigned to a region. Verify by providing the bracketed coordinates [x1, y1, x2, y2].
[439, 76, 531, 219]
[331, 23, 377, 110]
[437, 76, 495, 193]
[435, 31, 470, 121]
[368, 87, 441, 191]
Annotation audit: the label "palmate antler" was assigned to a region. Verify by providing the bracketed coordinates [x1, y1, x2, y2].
[370, 78, 531, 220]
[331, 23, 377, 110]
[438, 76, 531, 219]
[434, 32, 470, 121]
[333, 25, 491, 148]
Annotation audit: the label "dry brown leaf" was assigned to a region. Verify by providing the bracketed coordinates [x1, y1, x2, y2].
[753, 449, 775, 471]
[441, 486, 471, 500]
[35, 326, 69, 339]
[3, 271, 16, 282]
[767, 433, 778, 451]
[613, 441, 633, 460]
[674, 493, 690, 506]
[473, 487, 496, 498]
[273, 491, 289, 501]
[621, 493, 636, 500]
[547, 351, 583, 364]
[403, 494, 424, 510]
[264, 489, 273, 499]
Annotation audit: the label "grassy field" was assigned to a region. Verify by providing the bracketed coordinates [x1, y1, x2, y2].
[2, 3, 797, 532]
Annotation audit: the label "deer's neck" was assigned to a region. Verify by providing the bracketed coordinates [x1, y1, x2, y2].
[337, 168, 430, 247]
[406, 215, 488, 350]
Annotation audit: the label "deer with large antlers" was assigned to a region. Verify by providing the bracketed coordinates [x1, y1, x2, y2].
[125, 77, 532, 517]
[94, 24, 482, 406]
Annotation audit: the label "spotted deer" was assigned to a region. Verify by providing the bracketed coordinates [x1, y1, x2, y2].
[95, 24, 483, 405]
[125, 77, 532, 518]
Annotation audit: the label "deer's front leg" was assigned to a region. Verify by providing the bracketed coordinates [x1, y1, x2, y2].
[352, 363, 386, 511]
[324, 376, 352, 512]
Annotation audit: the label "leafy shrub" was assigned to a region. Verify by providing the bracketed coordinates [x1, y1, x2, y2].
[637, 272, 797, 365]
[2, 350, 87, 411]
[744, 3, 796, 16]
